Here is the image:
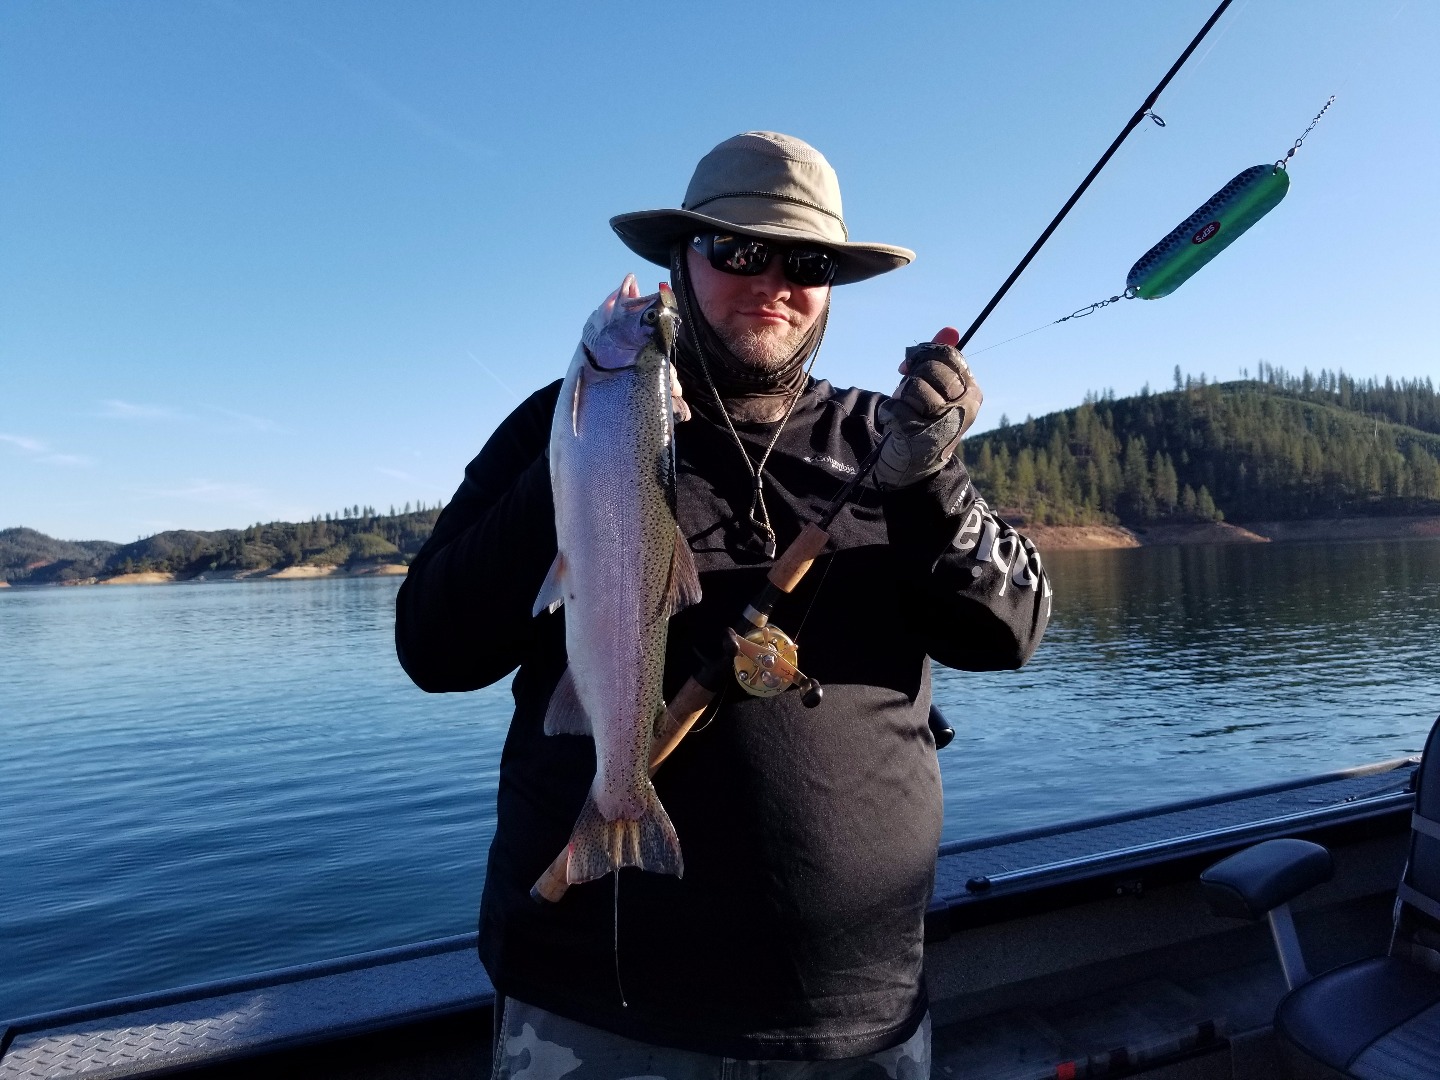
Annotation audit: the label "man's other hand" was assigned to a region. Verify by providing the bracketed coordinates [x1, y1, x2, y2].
[873, 328, 983, 489]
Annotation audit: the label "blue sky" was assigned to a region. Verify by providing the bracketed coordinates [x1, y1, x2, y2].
[2, 1, 1435, 542]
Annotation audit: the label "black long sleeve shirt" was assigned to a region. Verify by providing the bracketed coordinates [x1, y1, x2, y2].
[396, 377, 1050, 1059]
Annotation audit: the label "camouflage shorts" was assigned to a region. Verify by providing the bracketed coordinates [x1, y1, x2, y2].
[491, 998, 930, 1080]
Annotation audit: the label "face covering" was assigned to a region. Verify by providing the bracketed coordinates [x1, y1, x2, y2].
[668, 247, 828, 424]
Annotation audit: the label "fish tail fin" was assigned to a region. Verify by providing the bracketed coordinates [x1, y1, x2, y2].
[565, 784, 683, 885]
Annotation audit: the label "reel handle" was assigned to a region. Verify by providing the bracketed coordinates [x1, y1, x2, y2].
[928, 705, 955, 749]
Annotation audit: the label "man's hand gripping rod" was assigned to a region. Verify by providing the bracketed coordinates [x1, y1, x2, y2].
[533, 0, 1237, 902]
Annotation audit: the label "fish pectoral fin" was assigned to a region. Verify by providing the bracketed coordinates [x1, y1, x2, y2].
[663, 526, 703, 616]
[570, 365, 584, 437]
[668, 357, 692, 423]
[532, 553, 566, 617]
[542, 666, 592, 736]
[565, 784, 683, 885]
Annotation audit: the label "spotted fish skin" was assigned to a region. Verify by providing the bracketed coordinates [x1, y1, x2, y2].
[532, 275, 700, 885]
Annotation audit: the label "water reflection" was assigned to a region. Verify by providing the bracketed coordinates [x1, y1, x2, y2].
[935, 539, 1440, 843]
[2, 541, 1437, 1016]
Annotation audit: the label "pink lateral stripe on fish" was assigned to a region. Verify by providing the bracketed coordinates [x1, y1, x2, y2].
[532, 273, 700, 885]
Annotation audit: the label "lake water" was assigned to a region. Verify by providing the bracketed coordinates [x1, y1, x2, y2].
[2, 539, 1438, 1020]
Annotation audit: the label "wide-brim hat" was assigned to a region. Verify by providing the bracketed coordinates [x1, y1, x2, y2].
[610, 131, 914, 287]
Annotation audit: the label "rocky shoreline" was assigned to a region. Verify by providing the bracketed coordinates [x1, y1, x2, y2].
[4, 517, 1438, 588]
[1023, 515, 1440, 551]
[0, 563, 409, 589]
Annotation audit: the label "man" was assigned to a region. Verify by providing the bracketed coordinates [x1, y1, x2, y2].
[395, 131, 1050, 1077]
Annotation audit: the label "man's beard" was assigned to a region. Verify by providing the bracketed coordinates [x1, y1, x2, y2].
[715, 321, 809, 376]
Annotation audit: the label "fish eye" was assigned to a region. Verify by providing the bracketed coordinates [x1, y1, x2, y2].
[642, 308, 658, 325]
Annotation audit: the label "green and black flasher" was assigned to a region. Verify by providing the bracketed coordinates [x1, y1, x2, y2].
[1126, 164, 1290, 299]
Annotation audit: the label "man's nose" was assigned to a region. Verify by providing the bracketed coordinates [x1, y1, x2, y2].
[749, 260, 790, 300]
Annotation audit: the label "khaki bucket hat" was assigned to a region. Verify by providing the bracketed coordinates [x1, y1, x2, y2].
[610, 131, 914, 286]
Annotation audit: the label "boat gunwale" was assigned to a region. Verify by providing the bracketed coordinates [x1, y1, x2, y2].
[0, 933, 487, 1063]
[937, 755, 1417, 859]
[1, 758, 1423, 1077]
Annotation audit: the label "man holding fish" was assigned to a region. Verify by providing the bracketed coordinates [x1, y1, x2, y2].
[396, 131, 1050, 1078]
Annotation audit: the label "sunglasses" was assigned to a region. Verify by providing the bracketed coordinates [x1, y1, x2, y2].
[690, 234, 839, 288]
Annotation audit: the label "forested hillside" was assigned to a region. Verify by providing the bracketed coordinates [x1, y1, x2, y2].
[6, 368, 1438, 584]
[0, 530, 120, 585]
[2, 504, 442, 585]
[964, 367, 1440, 526]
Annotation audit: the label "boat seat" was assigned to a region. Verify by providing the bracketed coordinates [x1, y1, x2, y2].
[1276, 955, 1440, 1079]
[1202, 714, 1440, 1080]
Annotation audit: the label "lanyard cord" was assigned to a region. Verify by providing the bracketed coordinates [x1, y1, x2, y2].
[677, 277, 828, 560]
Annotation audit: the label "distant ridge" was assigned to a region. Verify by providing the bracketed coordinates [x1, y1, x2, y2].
[6, 369, 1439, 584]
[2, 505, 442, 586]
[963, 366, 1440, 528]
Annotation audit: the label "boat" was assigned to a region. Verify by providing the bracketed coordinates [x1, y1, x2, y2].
[2, 732, 1425, 1079]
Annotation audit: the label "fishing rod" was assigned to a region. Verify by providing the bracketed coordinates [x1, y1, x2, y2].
[957, 0, 1233, 351]
[533, 0, 1237, 903]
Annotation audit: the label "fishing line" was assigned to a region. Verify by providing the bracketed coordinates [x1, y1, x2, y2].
[541, 9, 1329, 908]
[790, 550, 835, 645]
[1165, 0, 1253, 98]
[614, 869, 628, 1007]
[968, 294, 1130, 356]
[959, 1, 1409, 357]
[1330, 0, 1409, 99]
[967, 94, 1335, 355]
[955, 0, 1236, 351]
[683, 684, 727, 737]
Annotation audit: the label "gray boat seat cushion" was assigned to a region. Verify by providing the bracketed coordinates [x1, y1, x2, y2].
[1273, 714, 1440, 1079]
[1276, 956, 1440, 1079]
[1201, 838, 1333, 921]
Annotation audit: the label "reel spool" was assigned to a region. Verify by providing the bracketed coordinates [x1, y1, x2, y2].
[729, 626, 823, 707]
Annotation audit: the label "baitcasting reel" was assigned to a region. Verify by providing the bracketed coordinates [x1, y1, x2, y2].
[729, 625, 823, 707]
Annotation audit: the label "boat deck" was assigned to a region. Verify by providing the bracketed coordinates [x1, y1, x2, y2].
[1, 759, 1417, 1080]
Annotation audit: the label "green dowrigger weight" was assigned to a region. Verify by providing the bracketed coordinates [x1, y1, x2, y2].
[1126, 164, 1290, 299]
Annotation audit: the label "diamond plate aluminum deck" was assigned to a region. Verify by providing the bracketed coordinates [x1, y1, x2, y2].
[1, 761, 1416, 1079]
[0, 935, 490, 1080]
[933, 760, 1416, 906]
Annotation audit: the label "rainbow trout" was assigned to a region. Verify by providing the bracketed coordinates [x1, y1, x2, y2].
[533, 274, 700, 885]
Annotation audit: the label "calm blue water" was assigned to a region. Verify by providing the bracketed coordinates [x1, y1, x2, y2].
[3, 540, 1439, 1020]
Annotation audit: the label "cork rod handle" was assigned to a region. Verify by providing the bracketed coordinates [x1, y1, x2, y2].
[530, 676, 718, 904]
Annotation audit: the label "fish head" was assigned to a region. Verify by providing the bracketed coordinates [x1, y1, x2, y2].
[581, 274, 680, 372]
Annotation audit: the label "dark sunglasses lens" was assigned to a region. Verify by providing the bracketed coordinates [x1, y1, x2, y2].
[785, 248, 837, 286]
[710, 235, 771, 276]
[698, 234, 836, 286]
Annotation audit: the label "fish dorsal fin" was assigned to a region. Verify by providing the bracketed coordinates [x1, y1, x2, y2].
[542, 666, 592, 736]
[532, 553, 566, 617]
[664, 526, 702, 616]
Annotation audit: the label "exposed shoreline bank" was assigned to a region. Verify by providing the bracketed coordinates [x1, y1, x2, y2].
[5, 517, 1439, 587]
[0, 563, 409, 589]
[1023, 514, 1440, 551]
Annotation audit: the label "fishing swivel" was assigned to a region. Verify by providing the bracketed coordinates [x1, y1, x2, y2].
[1060, 293, 1131, 321]
[1275, 95, 1335, 171]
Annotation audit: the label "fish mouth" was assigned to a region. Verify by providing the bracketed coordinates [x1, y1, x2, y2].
[652, 291, 680, 354]
[584, 288, 680, 371]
